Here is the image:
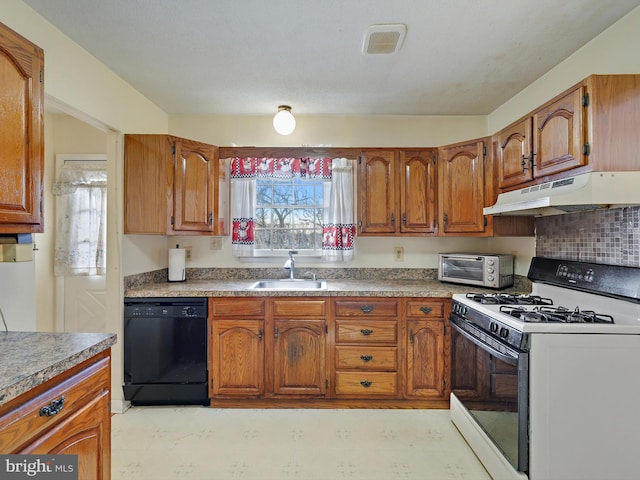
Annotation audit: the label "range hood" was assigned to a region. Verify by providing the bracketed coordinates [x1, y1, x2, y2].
[483, 171, 640, 216]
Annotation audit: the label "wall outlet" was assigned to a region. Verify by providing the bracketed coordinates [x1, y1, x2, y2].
[210, 237, 222, 250]
[184, 246, 192, 261]
[394, 246, 404, 261]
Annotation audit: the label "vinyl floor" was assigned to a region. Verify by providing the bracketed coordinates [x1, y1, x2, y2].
[111, 407, 492, 480]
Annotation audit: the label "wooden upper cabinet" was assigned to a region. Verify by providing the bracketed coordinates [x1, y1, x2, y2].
[358, 149, 437, 236]
[494, 75, 640, 191]
[124, 134, 228, 235]
[173, 139, 217, 233]
[438, 139, 486, 235]
[496, 118, 533, 189]
[400, 150, 437, 234]
[358, 150, 396, 234]
[0, 22, 44, 233]
[496, 86, 586, 191]
[532, 86, 586, 178]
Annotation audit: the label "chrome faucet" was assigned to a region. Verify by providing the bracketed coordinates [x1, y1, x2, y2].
[283, 250, 297, 279]
[303, 271, 317, 281]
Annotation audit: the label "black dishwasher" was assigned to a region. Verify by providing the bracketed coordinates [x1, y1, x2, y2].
[123, 297, 208, 405]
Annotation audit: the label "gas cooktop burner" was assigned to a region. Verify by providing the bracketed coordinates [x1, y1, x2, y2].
[499, 305, 616, 324]
[465, 293, 554, 306]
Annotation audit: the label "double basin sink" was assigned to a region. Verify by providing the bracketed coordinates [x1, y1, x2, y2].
[249, 279, 328, 290]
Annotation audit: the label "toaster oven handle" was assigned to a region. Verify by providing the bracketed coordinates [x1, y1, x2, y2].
[449, 316, 519, 366]
[442, 255, 483, 262]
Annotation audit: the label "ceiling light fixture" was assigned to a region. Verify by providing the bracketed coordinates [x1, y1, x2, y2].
[273, 105, 296, 135]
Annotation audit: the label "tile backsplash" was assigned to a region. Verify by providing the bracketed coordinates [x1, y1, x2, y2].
[536, 206, 640, 267]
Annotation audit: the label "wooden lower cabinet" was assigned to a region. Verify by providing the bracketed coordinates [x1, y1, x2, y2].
[0, 351, 111, 480]
[405, 300, 449, 399]
[211, 319, 265, 396]
[210, 298, 327, 399]
[209, 297, 451, 406]
[273, 318, 326, 396]
[333, 298, 400, 398]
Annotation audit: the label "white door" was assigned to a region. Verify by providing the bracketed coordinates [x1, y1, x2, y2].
[55, 154, 107, 333]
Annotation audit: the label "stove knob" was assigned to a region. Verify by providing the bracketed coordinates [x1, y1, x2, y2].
[490, 322, 498, 333]
[499, 327, 509, 339]
[487, 275, 495, 281]
[487, 267, 494, 274]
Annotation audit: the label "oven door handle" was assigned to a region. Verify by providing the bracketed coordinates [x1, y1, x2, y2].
[449, 316, 519, 366]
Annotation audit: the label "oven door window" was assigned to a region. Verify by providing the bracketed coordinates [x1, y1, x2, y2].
[451, 320, 529, 473]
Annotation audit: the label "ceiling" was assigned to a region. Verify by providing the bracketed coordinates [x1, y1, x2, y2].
[24, 0, 640, 117]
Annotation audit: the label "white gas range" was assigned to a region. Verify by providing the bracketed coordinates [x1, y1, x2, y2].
[449, 257, 640, 480]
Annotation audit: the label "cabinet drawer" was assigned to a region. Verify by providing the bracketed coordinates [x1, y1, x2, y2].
[335, 346, 397, 370]
[335, 372, 397, 396]
[335, 320, 397, 344]
[0, 357, 110, 453]
[273, 300, 326, 317]
[406, 300, 445, 319]
[211, 299, 265, 316]
[334, 300, 398, 317]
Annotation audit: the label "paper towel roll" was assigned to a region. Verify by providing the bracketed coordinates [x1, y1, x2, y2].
[168, 246, 186, 282]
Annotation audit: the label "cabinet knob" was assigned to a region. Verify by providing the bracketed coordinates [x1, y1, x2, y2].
[360, 355, 373, 362]
[419, 306, 433, 315]
[360, 305, 374, 313]
[360, 380, 372, 388]
[360, 329, 374, 336]
[39, 396, 65, 417]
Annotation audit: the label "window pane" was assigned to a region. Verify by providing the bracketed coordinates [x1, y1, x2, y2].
[255, 229, 271, 249]
[273, 184, 292, 205]
[272, 229, 292, 250]
[294, 182, 316, 205]
[257, 183, 272, 204]
[255, 207, 269, 227]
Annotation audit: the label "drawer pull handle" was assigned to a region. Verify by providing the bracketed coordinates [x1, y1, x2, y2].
[360, 380, 372, 388]
[360, 355, 373, 362]
[360, 305, 374, 313]
[419, 306, 433, 314]
[360, 329, 374, 336]
[39, 396, 65, 417]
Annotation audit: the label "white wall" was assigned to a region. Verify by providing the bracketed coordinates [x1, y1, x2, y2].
[170, 114, 488, 148]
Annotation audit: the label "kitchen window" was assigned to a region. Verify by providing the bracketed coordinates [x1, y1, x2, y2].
[255, 176, 324, 254]
[230, 157, 355, 261]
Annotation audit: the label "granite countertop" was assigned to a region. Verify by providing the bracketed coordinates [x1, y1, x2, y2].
[0, 332, 116, 408]
[125, 278, 530, 298]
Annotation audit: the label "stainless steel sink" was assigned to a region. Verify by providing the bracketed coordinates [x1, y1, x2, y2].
[248, 279, 328, 290]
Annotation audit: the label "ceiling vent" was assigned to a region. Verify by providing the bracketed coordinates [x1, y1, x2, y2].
[362, 24, 407, 55]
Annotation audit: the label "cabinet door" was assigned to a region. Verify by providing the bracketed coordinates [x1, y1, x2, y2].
[172, 139, 217, 233]
[439, 140, 486, 234]
[0, 23, 44, 232]
[21, 392, 110, 480]
[532, 86, 586, 178]
[497, 118, 533, 189]
[211, 319, 265, 396]
[124, 134, 172, 234]
[406, 320, 446, 398]
[273, 319, 326, 396]
[400, 150, 437, 234]
[358, 150, 397, 234]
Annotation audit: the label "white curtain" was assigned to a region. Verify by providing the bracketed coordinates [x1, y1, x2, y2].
[52, 163, 107, 276]
[322, 158, 355, 261]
